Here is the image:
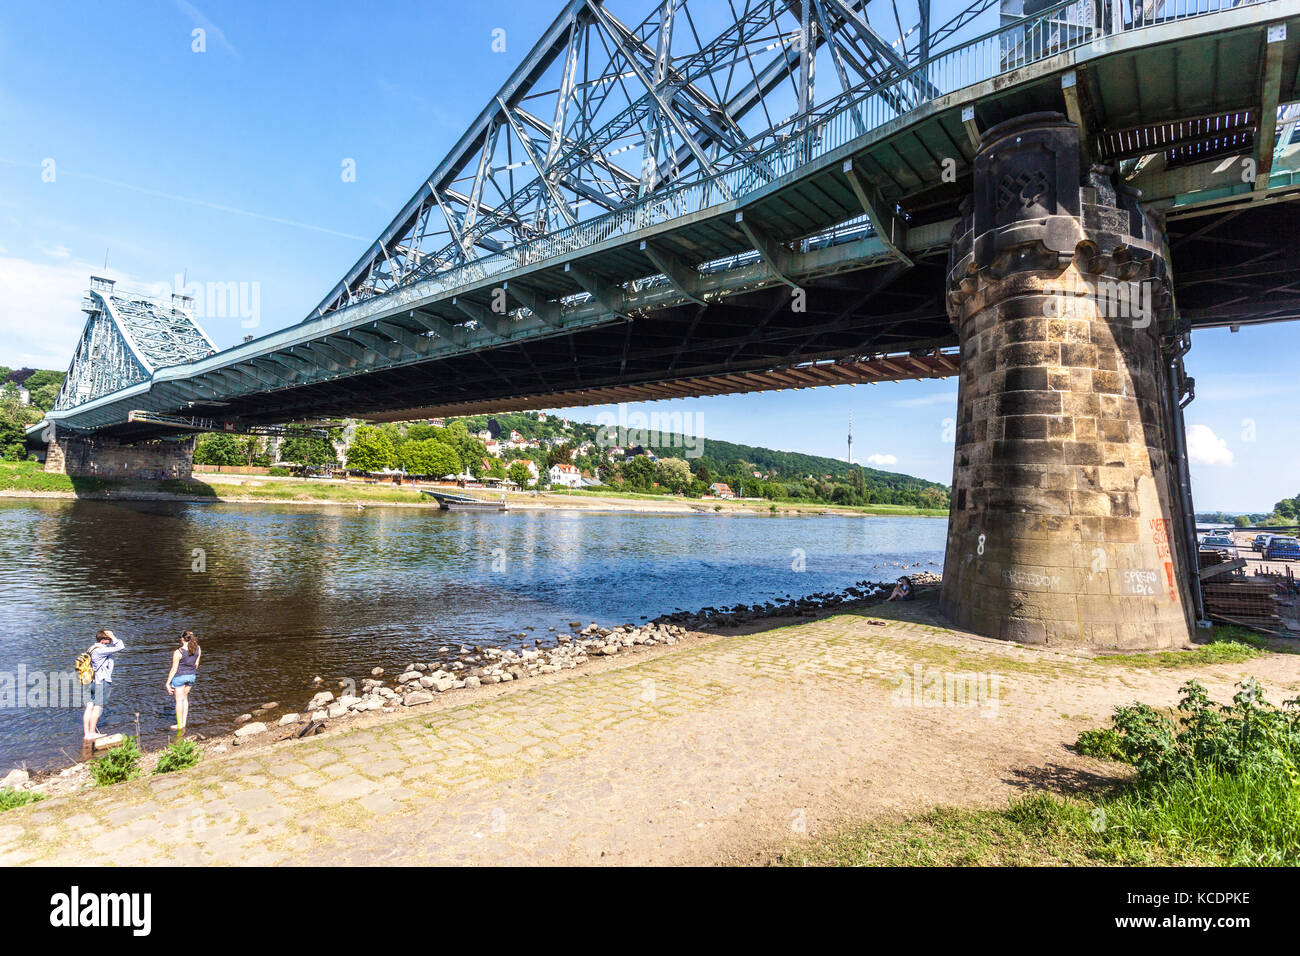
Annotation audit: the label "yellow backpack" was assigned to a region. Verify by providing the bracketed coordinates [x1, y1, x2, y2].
[74, 651, 94, 685]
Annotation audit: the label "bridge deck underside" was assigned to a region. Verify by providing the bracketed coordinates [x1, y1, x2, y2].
[194, 258, 954, 426]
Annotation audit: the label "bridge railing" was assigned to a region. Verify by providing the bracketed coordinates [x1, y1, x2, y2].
[334, 0, 1278, 329]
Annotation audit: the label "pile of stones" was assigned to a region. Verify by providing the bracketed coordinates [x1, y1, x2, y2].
[284, 621, 694, 718]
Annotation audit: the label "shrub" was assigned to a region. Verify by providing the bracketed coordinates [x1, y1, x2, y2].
[1075, 727, 1127, 762]
[0, 788, 44, 812]
[88, 736, 143, 786]
[268, 466, 291, 477]
[153, 738, 202, 774]
[1106, 679, 1300, 786]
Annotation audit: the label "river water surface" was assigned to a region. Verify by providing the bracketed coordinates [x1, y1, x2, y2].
[0, 499, 946, 771]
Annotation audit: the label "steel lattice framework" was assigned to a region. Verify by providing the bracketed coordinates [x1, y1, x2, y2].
[310, 0, 995, 319]
[54, 277, 216, 414]
[35, 0, 1300, 439]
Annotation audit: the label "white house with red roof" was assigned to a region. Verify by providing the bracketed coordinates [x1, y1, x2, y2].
[548, 462, 582, 488]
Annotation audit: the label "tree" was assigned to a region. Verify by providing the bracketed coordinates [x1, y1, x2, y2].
[487, 458, 507, 479]
[620, 454, 657, 492]
[547, 443, 574, 467]
[1234, 515, 1253, 529]
[655, 457, 692, 494]
[508, 461, 533, 488]
[193, 432, 243, 466]
[401, 439, 461, 477]
[0, 382, 41, 459]
[280, 435, 336, 467]
[346, 425, 396, 472]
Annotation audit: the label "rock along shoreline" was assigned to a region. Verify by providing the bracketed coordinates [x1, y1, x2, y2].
[6, 571, 940, 797]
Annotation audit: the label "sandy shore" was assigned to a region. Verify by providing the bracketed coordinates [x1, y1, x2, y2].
[1, 478, 946, 518]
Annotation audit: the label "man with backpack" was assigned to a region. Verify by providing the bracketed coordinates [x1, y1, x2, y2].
[82, 629, 124, 741]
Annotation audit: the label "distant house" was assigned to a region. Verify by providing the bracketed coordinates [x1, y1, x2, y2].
[476, 429, 492, 441]
[509, 430, 524, 442]
[485, 440, 501, 456]
[710, 482, 735, 499]
[548, 462, 582, 488]
[519, 459, 539, 483]
[607, 447, 625, 460]
[428, 418, 445, 428]
[537, 412, 547, 422]
[15, 387, 30, 406]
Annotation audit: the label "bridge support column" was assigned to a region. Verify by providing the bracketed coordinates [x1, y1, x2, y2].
[940, 112, 1194, 649]
[44, 425, 196, 481]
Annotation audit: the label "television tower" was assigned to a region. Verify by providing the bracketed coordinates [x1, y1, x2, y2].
[847, 410, 853, 465]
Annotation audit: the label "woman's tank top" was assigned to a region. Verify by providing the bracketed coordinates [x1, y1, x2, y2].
[176, 647, 199, 676]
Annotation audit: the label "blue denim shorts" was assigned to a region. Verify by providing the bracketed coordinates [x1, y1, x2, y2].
[171, 674, 196, 688]
[89, 680, 112, 710]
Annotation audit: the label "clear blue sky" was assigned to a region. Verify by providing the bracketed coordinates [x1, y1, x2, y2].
[0, 1, 1295, 512]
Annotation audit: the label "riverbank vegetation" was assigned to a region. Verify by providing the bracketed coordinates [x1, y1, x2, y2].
[782, 676, 1300, 866]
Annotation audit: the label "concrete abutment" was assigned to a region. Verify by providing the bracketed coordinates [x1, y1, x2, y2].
[42, 424, 195, 481]
[940, 112, 1197, 650]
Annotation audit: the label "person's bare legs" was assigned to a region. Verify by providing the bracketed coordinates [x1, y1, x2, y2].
[84, 701, 104, 740]
[175, 684, 190, 730]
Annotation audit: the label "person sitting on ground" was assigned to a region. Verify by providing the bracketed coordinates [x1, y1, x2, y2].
[885, 575, 914, 602]
[82, 629, 124, 741]
[165, 630, 202, 731]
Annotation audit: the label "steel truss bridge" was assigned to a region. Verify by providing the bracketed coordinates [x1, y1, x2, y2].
[37, 0, 1300, 440]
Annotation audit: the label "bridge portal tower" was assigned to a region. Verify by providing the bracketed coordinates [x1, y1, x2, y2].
[941, 112, 1197, 649]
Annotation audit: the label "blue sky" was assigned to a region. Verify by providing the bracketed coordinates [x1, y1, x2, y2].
[0, 0, 1295, 512]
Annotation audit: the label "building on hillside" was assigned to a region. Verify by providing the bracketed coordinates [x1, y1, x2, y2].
[476, 429, 492, 441]
[606, 447, 625, 460]
[537, 412, 547, 422]
[428, 418, 445, 428]
[509, 430, 524, 442]
[548, 462, 582, 488]
[16, 387, 30, 406]
[519, 459, 539, 483]
[709, 482, 735, 499]
[484, 440, 501, 456]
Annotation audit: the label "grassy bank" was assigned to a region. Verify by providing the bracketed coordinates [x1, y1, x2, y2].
[2, 462, 947, 515]
[781, 668, 1300, 866]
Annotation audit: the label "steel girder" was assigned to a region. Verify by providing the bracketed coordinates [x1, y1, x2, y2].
[307, 0, 956, 321]
[53, 278, 216, 413]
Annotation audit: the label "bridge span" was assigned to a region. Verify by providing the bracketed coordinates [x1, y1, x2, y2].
[30, 0, 1300, 650]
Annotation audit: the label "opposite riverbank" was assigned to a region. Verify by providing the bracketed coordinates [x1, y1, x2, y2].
[2, 593, 1295, 866]
[0, 461, 948, 517]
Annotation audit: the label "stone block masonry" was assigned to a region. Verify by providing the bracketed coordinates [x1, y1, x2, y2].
[44, 425, 195, 481]
[940, 112, 1195, 650]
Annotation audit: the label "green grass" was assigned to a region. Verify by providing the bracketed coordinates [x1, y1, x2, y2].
[779, 771, 1300, 866]
[0, 460, 113, 493]
[0, 787, 45, 813]
[1097, 625, 1267, 668]
[781, 678, 1300, 867]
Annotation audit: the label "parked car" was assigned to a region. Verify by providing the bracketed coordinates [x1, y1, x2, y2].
[1263, 537, 1300, 561]
[1199, 535, 1237, 556]
[1253, 533, 1275, 552]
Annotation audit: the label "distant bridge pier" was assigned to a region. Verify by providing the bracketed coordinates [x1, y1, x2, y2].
[940, 112, 1196, 649]
[42, 424, 196, 481]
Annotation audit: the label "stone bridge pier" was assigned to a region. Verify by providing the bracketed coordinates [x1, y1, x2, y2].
[41, 424, 195, 481]
[940, 112, 1197, 650]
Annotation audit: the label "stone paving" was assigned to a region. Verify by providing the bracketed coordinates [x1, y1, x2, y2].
[3, 598, 1297, 866]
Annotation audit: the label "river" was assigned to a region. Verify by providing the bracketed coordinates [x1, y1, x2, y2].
[0, 498, 946, 771]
